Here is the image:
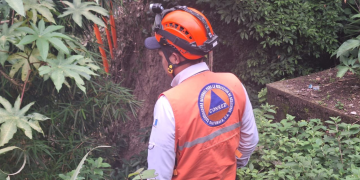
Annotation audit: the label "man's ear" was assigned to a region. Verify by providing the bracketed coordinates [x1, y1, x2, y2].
[172, 52, 183, 64]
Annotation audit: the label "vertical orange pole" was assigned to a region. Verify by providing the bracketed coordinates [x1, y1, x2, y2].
[110, 1, 118, 49]
[103, 17, 114, 59]
[94, 24, 109, 73]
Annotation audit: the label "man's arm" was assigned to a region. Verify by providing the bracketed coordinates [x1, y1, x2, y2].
[147, 95, 176, 179]
[237, 85, 259, 168]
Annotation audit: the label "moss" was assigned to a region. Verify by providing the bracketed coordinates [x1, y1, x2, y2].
[282, 103, 290, 115]
[304, 108, 309, 114]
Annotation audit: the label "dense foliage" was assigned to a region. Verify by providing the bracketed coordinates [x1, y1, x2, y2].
[195, 0, 345, 87]
[238, 104, 360, 179]
[0, 0, 140, 179]
[334, 0, 360, 78]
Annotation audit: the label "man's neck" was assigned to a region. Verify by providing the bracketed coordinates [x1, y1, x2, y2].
[173, 62, 201, 76]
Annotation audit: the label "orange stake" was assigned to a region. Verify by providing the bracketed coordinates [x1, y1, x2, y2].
[94, 24, 109, 73]
[110, 1, 118, 49]
[103, 17, 114, 59]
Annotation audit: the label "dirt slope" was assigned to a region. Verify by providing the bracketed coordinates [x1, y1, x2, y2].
[111, 0, 172, 160]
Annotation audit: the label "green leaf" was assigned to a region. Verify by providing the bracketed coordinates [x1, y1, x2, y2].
[17, 19, 70, 60]
[0, 121, 17, 147]
[5, 0, 25, 17]
[27, 120, 43, 134]
[325, 120, 335, 124]
[336, 66, 350, 78]
[36, 38, 49, 60]
[70, 146, 110, 180]
[101, 163, 111, 168]
[132, 169, 158, 180]
[0, 96, 49, 147]
[0, 146, 21, 155]
[82, 11, 105, 27]
[0, 44, 9, 67]
[18, 35, 37, 45]
[128, 168, 144, 178]
[42, 26, 64, 35]
[51, 69, 65, 91]
[0, 96, 13, 112]
[337, 39, 360, 58]
[23, 0, 56, 23]
[58, 1, 108, 27]
[27, 113, 50, 121]
[17, 27, 35, 34]
[0, 22, 25, 49]
[48, 37, 70, 54]
[7, 49, 42, 81]
[38, 53, 98, 93]
[17, 118, 33, 139]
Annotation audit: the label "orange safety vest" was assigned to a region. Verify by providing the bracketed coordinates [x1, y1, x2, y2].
[160, 71, 246, 180]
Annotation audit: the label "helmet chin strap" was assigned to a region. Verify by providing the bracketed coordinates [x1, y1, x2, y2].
[161, 46, 192, 78]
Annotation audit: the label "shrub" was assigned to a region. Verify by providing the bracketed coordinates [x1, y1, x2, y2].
[0, 0, 139, 179]
[196, 0, 345, 86]
[238, 104, 360, 179]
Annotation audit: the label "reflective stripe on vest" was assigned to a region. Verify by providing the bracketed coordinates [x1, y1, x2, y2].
[178, 122, 241, 151]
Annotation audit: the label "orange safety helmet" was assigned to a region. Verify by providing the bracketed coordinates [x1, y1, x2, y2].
[145, 5, 218, 60]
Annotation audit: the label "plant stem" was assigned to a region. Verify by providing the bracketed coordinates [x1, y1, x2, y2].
[337, 137, 344, 164]
[335, 123, 344, 164]
[20, 70, 31, 106]
[0, 66, 23, 88]
[10, 10, 14, 25]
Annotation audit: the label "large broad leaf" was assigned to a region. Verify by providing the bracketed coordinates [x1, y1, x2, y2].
[23, 0, 56, 24]
[38, 53, 98, 93]
[58, 0, 108, 27]
[0, 96, 49, 147]
[17, 19, 71, 60]
[4, 0, 25, 17]
[7, 48, 43, 81]
[336, 65, 350, 78]
[336, 39, 360, 58]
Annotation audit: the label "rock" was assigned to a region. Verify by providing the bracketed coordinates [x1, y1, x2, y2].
[351, 111, 357, 115]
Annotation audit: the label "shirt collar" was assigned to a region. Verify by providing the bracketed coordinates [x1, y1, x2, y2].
[171, 62, 209, 87]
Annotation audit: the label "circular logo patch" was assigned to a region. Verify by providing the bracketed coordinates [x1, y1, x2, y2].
[198, 83, 235, 127]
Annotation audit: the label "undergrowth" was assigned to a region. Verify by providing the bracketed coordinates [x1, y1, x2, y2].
[238, 103, 360, 180]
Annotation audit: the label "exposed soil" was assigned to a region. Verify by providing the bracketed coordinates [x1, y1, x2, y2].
[279, 68, 360, 120]
[110, 0, 172, 161]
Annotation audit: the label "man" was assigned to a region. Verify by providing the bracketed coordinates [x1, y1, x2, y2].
[144, 4, 259, 180]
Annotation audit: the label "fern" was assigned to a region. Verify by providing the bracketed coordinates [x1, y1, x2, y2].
[58, 0, 108, 27]
[0, 96, 49, 147]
